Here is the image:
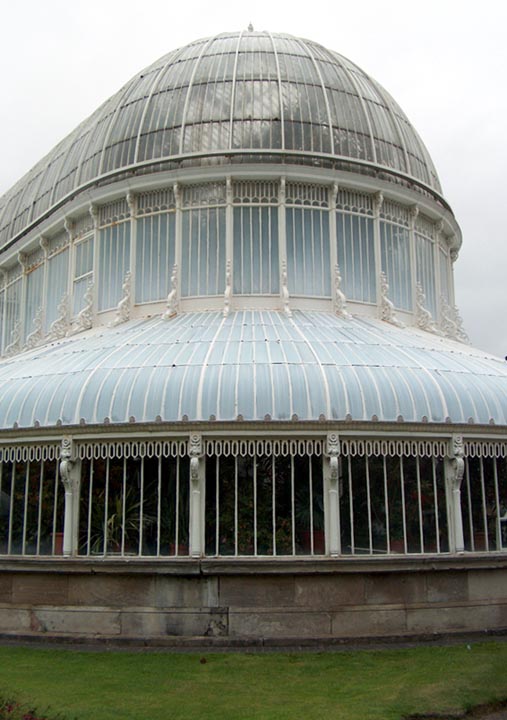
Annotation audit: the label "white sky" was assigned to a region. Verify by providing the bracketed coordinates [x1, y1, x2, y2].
[0, 0, 505, 357]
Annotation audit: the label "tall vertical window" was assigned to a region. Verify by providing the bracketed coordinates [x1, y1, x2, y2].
[380, 222, 412, 310]
[232, 181, 279, 296]
[46, 249, 69, 329]
[24, 264, 44, 339]
[182, 207, 225, 297]
[439, 247, 450, 304]
[73, 235, 94, 315]
[98, 223, 130, 311]
[415, 232, 436, 317]
[233, 206, 279, 294]
[135, 188, 176, 304]
[336, 212, 375, 303]
[3, 277, 21, 351]
[286, 208, 330, 297]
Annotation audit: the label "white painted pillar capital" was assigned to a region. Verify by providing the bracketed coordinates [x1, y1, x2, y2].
[445, 434, 465, 553]
[188, 433, 205, 557]
[324, 432, 341, 557]
[59, 436, 81, 556]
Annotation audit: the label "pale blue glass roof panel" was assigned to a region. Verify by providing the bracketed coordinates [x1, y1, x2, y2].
[218, 363, 238, 420]
[75, 368, 112, 423]
[370, 367, 399, 419]
[161, 367, 187, 421]
[396, 367, 436, 422]
[238, 340, 254, 365]
[304, 364, 329, 418]
[237, 365, 255, 419]
[179, 365, 203, 419]
[254, 364, 274, 419]
[199, 365, 222, 420]
[271, 364, 292, 420]
[339, 366, 366, 420]
[109, 367, 140, 422]
[286, 364, 310, 419]
[3, 377, 42, 428]
[322, 366, 349, 419]
[1, 311, 507, 428]
[426, 368, 464, 421]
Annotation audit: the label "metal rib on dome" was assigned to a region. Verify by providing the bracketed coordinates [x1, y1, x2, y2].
[0, 311, 506, 429]
[0, 31, 442, 250]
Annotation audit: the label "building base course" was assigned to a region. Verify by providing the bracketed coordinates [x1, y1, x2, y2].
[0, 556, 506, 645]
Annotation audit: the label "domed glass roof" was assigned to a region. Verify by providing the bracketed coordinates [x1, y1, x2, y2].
[0, 31, 442, 248]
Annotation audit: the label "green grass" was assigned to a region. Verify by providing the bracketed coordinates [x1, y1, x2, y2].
[0, 642, 506, 720]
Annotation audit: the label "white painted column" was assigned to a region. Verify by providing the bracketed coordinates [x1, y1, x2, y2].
[17, 252, 28, 343]
[188, 433, 205, 557]
[329, 182, 338, 301]
[127, 192, 137, 309]
[373, 191, 384, 311]
[89, 203, 100, 317]
[324, 432, 341, 557]
[59, 436, 81, 556]
[445, 434, 465, 553]
[409, 204, 418, 314]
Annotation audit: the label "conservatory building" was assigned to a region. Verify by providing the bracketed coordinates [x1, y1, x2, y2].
[0, 30, 506, 644]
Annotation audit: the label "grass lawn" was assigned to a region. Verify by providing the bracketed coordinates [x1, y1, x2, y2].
[0, 642, 506, 720]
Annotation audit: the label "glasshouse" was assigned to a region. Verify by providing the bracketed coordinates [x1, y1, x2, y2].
[0, 30, 506, 644]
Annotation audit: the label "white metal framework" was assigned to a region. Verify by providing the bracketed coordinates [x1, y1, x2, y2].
[0, 179, 460, 358]
[0, 433, 506, 558]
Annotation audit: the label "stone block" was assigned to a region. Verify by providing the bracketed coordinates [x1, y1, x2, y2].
[331, 607, 407, 637]
[121, 608, 227, 637]
[406, 602, 507, 633]
[294, 575, 364, 608]
[229, 609, 330, 637]
[219, 576, 295, 607]
[468, 570, 507, 601]
[68, 575, 155, 607]
[33, 607, 120, 635]
[0, 607, 31, 632]
[364, 572, 426, 605]
[12, 573, 68, 605]
[153, 576, 214, 608]
[426, 571, 468, 602]
[0, 574, 12, 602]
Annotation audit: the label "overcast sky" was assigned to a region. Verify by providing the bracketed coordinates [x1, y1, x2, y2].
[0, 0, 505, 357]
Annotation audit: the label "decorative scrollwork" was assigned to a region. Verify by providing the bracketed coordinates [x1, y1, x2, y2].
[25, 307, 44, 349]
[69, 283, 94, 335]
[47, 293, 70, 340]
[379, 272, 403, 327]
[162, 264, 179, 320]
[326, 432, 341, 481]
[281, 260, 292, 318]
[415, 283, 438, 334]
[333, 264, 350, 318]
[449, 434, 465, 490]
[59, 436, 74, 491]
[223, 259, 232, 318]
[4, 320, 21, 357]
[440, 297, 469, 343]
[189, 433, 203, 484]
[111, 272, 131, 327]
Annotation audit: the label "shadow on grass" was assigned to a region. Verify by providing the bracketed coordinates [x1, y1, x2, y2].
[406, 699, 507, 720]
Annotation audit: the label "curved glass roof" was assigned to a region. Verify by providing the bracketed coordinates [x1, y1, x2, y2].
[0, 310, 505, 429]
[0, 31, 442, 249]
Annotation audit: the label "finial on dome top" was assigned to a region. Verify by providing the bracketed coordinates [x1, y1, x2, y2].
[248, 22, 254, 31]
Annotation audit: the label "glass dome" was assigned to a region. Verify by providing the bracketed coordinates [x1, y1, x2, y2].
[0, 30, 442, 249]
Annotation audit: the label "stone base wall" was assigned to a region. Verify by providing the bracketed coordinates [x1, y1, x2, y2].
[1, 556, 506, 644]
